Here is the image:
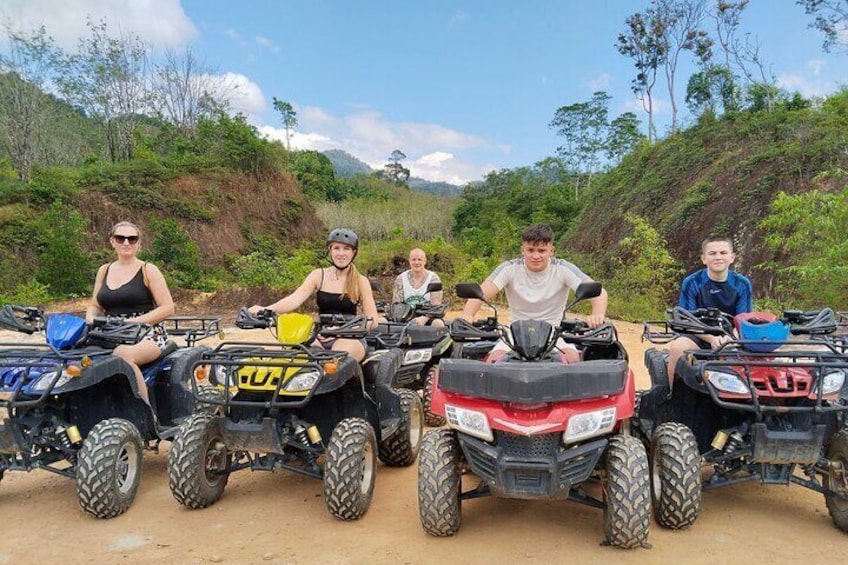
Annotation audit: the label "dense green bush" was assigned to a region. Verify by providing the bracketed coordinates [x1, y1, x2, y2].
[144, 217, 207, 290]
[33, 202, 93, 297]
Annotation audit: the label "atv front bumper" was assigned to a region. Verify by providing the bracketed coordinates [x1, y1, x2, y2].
[457, 433, 607, 499]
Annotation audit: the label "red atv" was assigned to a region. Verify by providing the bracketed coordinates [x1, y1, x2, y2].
[417, 282, 651, 549]
[637, 307, 848, 532]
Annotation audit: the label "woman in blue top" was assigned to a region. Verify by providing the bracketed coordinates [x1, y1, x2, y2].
[85, 221, 176, 404]
[249, 228, 379, 362]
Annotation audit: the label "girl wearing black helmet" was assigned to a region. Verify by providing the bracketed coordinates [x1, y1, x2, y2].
[248, 228, 379, 362]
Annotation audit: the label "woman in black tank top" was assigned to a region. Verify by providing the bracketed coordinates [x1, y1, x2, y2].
[86, 221, 175, 405]
[248, 228, 379, 362]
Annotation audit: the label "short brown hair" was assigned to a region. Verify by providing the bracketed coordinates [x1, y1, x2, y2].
[701, 235, 733, 254]
[522, 223, 555, 244]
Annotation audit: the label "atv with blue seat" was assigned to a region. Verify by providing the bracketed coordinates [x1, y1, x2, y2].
[0, 305, 220, 518]
[370, 281, 453, 426]
[167, 309, 423, 520]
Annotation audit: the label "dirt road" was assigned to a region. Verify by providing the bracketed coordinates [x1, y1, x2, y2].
[1, 321, 845, 564]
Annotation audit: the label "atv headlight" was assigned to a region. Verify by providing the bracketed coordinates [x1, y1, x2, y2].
[31, 370, 71, 392]
[563, 407, 616, 444]
[706, 370, 750, 395]
[284, 370, 320, 392]
[815, 369, 846, 396]
[403, 348, 432, 365]
[445, 404, 492, 441]
[209, 364, 236, 388]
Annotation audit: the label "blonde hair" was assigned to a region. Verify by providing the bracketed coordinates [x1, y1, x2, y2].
[110, 221, 141, 238]
[344, 263, 362, 304]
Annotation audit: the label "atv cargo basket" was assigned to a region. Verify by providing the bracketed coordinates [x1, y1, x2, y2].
[437, 358, 628, 403]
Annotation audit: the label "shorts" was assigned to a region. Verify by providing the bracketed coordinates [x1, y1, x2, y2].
[146, 323, 171, 350]
[317, 335, 367, 352]
[491, 337, 577, 354]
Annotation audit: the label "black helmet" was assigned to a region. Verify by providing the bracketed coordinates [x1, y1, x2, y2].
[326, 228, 359, 250]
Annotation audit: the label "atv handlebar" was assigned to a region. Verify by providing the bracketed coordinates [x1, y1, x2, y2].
[87, 316, 151, 346]
[0, 304, 45, 334]
[235, 307, 276, 330]
[449, 317, 500, 341]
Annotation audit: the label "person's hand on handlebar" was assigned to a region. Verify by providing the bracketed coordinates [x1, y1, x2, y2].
[248, 305, 267, 315]
[585, 314, 605, 328]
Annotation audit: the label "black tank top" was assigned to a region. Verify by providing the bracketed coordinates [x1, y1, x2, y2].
[96, 263, 155, 316]
[316, 268, 358, 316]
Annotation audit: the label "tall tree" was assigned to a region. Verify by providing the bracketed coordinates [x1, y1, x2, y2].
[550, 91, 612, 197]
[607, 112, 646, 163]
[685, 64, 739, 117]
[797, 0, 848, 53]
[57, 19, 149, 162]
[272, 97, 298, 150]
[383, 149, 410, 186]
[0, 25, 58, 182]
[616, 12, 666, 142]
[152, 47, 232, 138]
[653, 0, 713, 132]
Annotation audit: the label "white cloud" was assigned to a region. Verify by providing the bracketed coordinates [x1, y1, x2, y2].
[256, 35, 280, 54]
[204, 72, 266, 119]
[258, 105, 493, 184]
[806, 59, 826, 76]
[587, 73, 611, 91]
[776, 71, 836, 98]
[0, 0, 197, 50]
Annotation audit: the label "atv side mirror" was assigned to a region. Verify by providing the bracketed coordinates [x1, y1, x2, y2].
[455, 282, 485, 300]
[564, 281, 602, 312]
[425, 281, 443, 294]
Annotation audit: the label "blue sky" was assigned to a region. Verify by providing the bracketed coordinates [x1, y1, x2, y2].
[1, 1, 846, 184]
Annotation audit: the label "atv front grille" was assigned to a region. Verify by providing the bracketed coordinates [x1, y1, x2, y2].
[497, 431, 559, 458]
[752, 374, 808, 394]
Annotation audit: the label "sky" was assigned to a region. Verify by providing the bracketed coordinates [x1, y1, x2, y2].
[1, 0, 846, 185]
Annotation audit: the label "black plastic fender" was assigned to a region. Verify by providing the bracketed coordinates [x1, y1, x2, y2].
[153, 346, 211, 429]
[361, 348, 405, 439]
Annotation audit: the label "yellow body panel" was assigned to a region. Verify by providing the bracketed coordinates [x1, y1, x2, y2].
[277, 313, 315, 344]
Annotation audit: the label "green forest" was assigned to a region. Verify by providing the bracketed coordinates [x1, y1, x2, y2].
[1, 2, 847, 320]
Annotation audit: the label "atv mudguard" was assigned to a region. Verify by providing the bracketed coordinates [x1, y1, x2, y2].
[362, 347, 407, 440]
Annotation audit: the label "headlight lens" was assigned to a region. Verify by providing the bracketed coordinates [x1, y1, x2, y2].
[209, 364, 236, 388]
[816, 369, 846, 396]
[31, 370, 71, 392]
[284, 370, 320, 392]
[403, 348, 432, 365]
[563, 407, 616, 444]
[706, 370, 750, 395]
[445, 404, 492, 441]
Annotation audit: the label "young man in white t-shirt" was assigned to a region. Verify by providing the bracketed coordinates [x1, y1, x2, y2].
[460, 223, 608, 363]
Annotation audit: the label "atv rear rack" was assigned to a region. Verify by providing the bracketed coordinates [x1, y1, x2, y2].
[162, 316, 222, 346]
[190, 341, 350, 409]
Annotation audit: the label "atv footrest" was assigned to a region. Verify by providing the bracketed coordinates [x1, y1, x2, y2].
[221, 417, 285, 454]
[458, 433, 607, 499]
[751, 423, 825, 464]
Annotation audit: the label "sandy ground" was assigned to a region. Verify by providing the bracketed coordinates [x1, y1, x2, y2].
[1, 319, 846, 565]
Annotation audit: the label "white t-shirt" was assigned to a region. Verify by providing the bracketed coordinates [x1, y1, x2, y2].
[487, 257, 588, 327]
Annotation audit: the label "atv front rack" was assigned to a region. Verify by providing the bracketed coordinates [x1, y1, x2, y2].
[0, 343, 111, 407]
[689, 342, 848, 416]
[191, 341, 350, 409]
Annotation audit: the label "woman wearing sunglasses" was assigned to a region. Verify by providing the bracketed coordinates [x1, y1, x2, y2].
[85, 221, 175, 404]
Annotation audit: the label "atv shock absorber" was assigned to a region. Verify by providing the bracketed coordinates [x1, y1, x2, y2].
[712, 429, 744, 453]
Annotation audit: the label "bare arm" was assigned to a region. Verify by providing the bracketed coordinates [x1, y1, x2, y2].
[85, 264, 109, 324]
[252, 269, 320, 315]
[129, 263, 175, 324]
[460, 280, 499, 322]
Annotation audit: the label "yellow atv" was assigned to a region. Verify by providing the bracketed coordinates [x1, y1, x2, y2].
[167, 310, 422, 520]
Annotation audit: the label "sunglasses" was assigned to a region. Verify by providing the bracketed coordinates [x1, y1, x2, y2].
[112, 234, 139, 244]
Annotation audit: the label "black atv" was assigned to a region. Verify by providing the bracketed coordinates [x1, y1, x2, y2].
[0, 305, 220, 518]
[167, 308, 423, 520]
[371, 281, 453, 426]
[636, 306, 848, 532]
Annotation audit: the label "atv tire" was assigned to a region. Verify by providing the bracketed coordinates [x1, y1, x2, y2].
[422, 367, 446, 427]
[196, 383, 225, 415]
[651, 422, 701, 529]
[378, 388, 424, 467]
[603, 434, 651, 549]
[323, 418, 377, 520]
[418, 428, 462, 536]
[825, 429, 848, 532]
[76, 418, 143, 519]
[168, 413, 231, 509]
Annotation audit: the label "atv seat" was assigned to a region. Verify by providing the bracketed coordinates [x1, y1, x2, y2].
[140, 340, 179, 383]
